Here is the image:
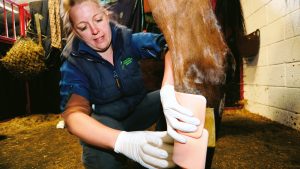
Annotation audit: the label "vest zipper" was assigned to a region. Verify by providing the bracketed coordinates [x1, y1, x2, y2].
[113, 70, 121, 89]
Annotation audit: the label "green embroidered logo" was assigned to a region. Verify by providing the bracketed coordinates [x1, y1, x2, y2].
[121, 57, 133, 69]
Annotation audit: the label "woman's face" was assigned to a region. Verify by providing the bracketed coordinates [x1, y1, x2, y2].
[69, 1, 112, 52]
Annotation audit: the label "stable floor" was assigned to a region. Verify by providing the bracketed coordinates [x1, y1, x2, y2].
[0, 109, 300, 169]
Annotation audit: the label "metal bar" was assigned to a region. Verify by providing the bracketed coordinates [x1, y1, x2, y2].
[0, 35, 15, 43]
[11, 4, 16, 39]
[19, 3, 30, 37]
[3, 0, 9, 37]
[25, 81, 31, 114]
[19, 4, 25, 37]
[3, 0, 19, 6]
[24, 6, 30, 35]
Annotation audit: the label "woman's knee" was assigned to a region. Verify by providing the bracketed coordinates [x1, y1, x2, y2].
[82, 144, 125, 169]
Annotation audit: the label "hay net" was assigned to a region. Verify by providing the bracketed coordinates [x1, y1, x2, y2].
[0, 37, 46, 79]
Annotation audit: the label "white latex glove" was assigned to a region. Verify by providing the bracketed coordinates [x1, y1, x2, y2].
[160, 85, 201, 143]
[114, 131, 175, 169]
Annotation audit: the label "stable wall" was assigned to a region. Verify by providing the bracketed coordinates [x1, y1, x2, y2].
[241, 0, 300, 130]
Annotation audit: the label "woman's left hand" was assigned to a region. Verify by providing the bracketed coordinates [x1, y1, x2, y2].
[160, 85, 201, 143]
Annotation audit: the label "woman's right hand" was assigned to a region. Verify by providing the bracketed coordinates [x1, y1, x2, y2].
[114, 131, 175, 169]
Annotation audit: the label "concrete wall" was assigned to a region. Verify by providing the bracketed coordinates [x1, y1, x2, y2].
[241, 0, 300, 130]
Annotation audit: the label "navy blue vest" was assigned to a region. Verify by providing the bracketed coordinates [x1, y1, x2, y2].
[66, 23, 147, 120]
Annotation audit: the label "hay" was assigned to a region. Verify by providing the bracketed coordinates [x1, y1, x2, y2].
[0, 37, 46, 79]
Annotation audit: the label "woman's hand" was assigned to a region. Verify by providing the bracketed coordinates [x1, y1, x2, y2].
[114, 131, 175, 169]
[160, 85, 201, 143]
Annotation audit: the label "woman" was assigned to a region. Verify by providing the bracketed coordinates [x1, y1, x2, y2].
[59, 0, 199, 168]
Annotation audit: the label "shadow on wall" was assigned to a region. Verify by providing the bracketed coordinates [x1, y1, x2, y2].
[244, 52, 260, 66]
[0, 68, 61, 120]
[0, 43, 61, 120]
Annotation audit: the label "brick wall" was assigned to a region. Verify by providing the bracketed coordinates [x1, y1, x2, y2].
[241, 0, 300, 130]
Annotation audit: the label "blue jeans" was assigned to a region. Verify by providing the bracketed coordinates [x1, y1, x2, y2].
[81, 90, 166, 169]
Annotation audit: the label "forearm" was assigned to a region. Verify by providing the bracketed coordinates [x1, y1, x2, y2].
[61, 94, 120, 149]
[160, 51, 204, 143]
[162, 51, 174, 86]
[62, 106, 175, 169]
[63, 112, 120, 149]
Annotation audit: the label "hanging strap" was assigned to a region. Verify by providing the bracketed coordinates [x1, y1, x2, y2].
[34, 13, 43, 45]
[48, 0, 62, 49]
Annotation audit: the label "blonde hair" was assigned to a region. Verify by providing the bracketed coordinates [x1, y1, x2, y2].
[60, 0, 105, 57]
